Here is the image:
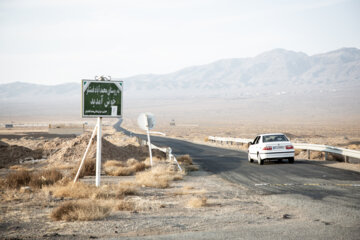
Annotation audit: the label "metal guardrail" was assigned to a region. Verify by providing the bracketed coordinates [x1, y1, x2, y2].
[138, 138, 182, 171]
[208, 136, 252, 144]
[208, 136, 360, 161]
[293, 143, 360, 161]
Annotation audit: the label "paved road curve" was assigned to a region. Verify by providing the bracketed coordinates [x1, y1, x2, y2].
[146, 135, 360, 205]
[116, 126, 360, 239]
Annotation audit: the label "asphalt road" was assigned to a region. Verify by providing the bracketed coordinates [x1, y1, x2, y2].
[138, 134, 360, 206]
[118, 127, 360, 239]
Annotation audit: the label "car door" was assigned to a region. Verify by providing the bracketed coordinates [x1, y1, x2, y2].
[249, 136, 259, 158]
[254, 136, 262, 154]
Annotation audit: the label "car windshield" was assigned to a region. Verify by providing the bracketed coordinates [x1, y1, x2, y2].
[263, 135, 288, 142]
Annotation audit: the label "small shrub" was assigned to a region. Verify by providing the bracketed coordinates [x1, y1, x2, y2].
[50, 181, 137, 200]
[73, 159, 96, 178]
[176, 155, 199, 172]
[92, 186, 118, 199]
[116, 200, 136, 211]
[83, 158, 96, 175]
[172, 186, 206, 196]
[177, 155, 193, 165]
[133, 162, 146, 172]
[187, 197, 207, 208]
[5, 170, 31, 189]
[9, 165, 27, 170]
[136, 165, 183, 188]
[126, 158, 138, 166]
[103, 160, 125, 168]
[29, 169, 63, 189]
[117, 182, 138, 196]
[104, 159, 145, 176]
[105, 166, 135, 176]
[51, 182, 96, 199]
[93, 183, 137, 199]
[184, 165, 199, 172]
[50, 200, 111, 221]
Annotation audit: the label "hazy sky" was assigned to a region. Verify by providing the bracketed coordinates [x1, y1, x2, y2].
[0, 0, 359, 85]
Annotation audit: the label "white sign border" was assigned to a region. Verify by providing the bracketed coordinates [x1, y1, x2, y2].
[81, 79, 124, 118]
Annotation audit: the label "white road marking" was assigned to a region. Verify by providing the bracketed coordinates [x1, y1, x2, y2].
[254, 183, 360, 187]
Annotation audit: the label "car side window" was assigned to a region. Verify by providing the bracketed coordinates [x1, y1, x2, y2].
[252, 137, 258, 144]
[254, 136, 260, 144]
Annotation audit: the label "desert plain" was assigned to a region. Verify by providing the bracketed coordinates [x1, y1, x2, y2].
[0, 115, 359, 239]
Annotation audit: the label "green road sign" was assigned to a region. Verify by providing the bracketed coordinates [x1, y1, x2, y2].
[82, 80, 123, 118]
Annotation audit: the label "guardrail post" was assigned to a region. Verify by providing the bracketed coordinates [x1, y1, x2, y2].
[307, 150, 310, 160]
[166, 147, 171, 161]
[345, 156, 349, 163]
[324, 152, 328, 161]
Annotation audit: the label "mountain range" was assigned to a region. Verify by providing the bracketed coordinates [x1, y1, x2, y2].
[0, 47, 359, 120]
[123, 47, 360, 97]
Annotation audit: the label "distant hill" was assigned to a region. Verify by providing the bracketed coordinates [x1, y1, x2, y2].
[1, 47, 359, 99]
[0, 48, 359, 121]
[123, 47, 360, 97]
[0, 82, 79, 100]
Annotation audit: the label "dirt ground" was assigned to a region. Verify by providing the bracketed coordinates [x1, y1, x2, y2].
[0, 122, 359, 239]
[0, 168, 302, 240]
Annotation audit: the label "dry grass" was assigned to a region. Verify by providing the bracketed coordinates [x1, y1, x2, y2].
[93, 183, 137, 199]
[49, 181, 137, 200]
[117, 182, 138, 196]
[4, 169, 63, 189]
[49, 163, 75, 170]
[116, 199, 136, 211]
[177, 155, 193, 165]
[104, 158, 146, 176]
[176, 155, 199, 172]
[296, 150, 345, 162]
[4, 170, 31, 189]
[184, 165, 199, 172]
[172, 186, 207, 196]
[105, 166, 135, 176]
[73, 158, 96, 178]
[50, 182, 96, 199]
[187, 197, 207, 208]
[104, 160, 125, 168]
[136, 165, 183, 188]
[29, 169, 63, 189]
[9, 165, 28, 170]
[144, 156, 166, 167]
[0, 188, 33, 202]
[50, 200, 111, 221]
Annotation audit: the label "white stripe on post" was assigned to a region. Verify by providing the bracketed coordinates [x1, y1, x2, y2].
[96, 117, 102, 187]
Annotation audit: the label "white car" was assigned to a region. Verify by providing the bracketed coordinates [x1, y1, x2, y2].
[248, 133, 295, 165]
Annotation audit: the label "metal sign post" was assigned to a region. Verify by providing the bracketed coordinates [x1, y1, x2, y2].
[75, 76, 123, 187]
[137, 113, 155, 167]
[146, 127, 153, 167]
[96, 117, 102, 187]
